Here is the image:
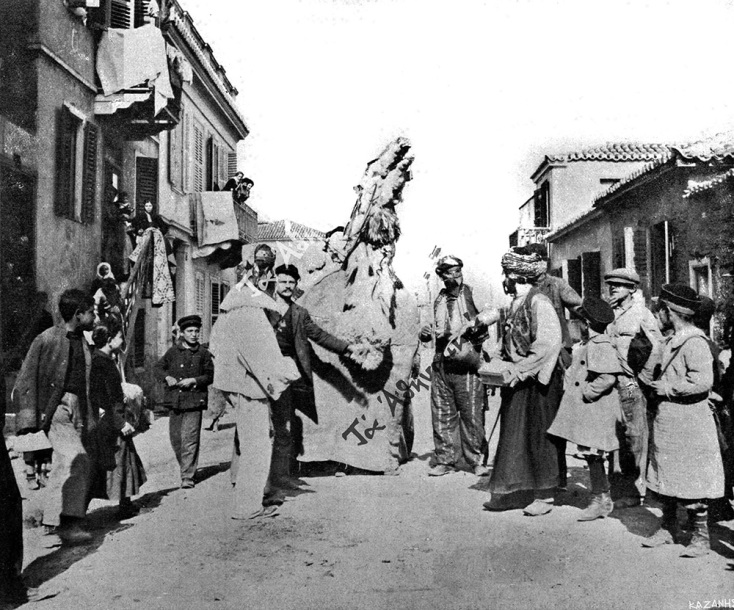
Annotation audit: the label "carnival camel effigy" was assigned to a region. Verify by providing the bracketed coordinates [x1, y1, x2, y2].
[296, 137, 420, 473]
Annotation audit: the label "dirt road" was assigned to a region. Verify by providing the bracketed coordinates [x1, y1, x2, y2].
[11, 385, 734, 610]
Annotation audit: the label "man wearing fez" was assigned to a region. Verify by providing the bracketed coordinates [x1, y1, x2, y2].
[419, 255, 489, 477]
[154, 314, 214, 488]
[604, 268, 662, 508]
[267, 264, 358, 492]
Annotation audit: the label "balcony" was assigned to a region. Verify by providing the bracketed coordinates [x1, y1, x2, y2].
[234, 201, 258, 244]
[93, 23, 183, 139]
[514, 226, 551, 246]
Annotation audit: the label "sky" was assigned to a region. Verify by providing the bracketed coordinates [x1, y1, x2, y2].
[181, 0, 734, 305]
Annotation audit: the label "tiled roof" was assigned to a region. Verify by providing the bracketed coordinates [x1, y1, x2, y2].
[673, 130, 734, 162]
[546, 142, 671, 163]
[593, 154, 673, 205]
[683, 168, 734, 198]
[544, 207, 602, 241]
[257, 219, 325, 242]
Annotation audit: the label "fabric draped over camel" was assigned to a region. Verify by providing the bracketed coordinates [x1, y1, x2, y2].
[210, 138, 419, 473]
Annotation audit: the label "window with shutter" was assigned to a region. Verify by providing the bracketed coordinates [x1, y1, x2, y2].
[581, 251, 601, 299]
[55, 106, 81, 219]
[650, 220, 676, 295]
[227, 152, 238, 179]
[168, 113, 183, 192]
[567, 258, 582, 296]
[612, 232, 625, 269]
[210, 280, 230, 327]
[219, 148, 227, 186]
[135, 157, 158, 216]
[81, 122, 98, 225]
[111, 0, 132, 28]
[193, 123, 204, 192]
[206, 137, 219, 191]
[534, 181, 550, 228]
[182, 107, 190, 193]
[195, 272, 205, 315]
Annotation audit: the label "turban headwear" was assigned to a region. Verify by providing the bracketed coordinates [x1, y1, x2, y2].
[501, 247, 546, 279]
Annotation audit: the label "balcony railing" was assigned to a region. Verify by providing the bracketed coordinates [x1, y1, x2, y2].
[515, 226, 551, 246]
[234, 201, 258, 244]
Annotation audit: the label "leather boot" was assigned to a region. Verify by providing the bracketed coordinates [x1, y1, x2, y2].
[642, 498, 677, 547]
[680, 509, 710, 558]
[578, 492, 613, 521]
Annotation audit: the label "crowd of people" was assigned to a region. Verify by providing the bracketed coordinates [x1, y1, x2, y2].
[423, 244, 732, 559]
[1, 240, 733, 604]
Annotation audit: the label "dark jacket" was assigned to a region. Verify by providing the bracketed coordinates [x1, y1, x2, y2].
[289, 303, 349, 385]
[13, 326, 92, 432]
[89, 351, 127, 433]
[133, 212, 168, 235]
[154, 341, 214, 411]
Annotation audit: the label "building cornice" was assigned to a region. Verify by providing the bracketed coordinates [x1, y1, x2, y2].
[165, 3, 248, 139]
[26, 42, 97, 93]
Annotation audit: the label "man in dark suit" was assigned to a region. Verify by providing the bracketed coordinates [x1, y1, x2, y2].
[269, 264, 356, 490]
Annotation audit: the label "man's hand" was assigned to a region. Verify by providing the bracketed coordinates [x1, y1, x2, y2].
[419, 325, 433, 342]
[648, 380, 668, 397]
[178, 378, 197, 389]
[121, 422, 135, 437]
[165, 376, 178, 388]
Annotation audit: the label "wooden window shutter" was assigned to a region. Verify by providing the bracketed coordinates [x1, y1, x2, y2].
[55, 106, 77, 219]
[633, 227, 648, 283]
[567, 257, 582, 296]
[219, 148, 227, 186]
[110, 0, 132, 28]
[134, 0, 150, 27]
[227, 152, 238, 179]
[582, 251, 602, 299]
[182, 107, 190, 193]
[135, 157, 158, 216]
[195, 273, 205, 315]
[81, 122, 98, 224]
[168, 118, 183, 191]
[612, 232, 625, 269]
[193, 123, 204, 192]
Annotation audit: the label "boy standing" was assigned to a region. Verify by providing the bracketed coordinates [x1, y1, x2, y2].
[154, 315, 213, 488]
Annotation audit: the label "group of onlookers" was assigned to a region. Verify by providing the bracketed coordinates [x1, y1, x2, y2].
[423, 245, 732, 558]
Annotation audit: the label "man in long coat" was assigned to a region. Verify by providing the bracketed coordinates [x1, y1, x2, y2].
[13, 289, 96, 543]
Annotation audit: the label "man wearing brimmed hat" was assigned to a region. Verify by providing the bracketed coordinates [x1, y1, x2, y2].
[154, 314, 214, 489]
[604, 268, 662, 509]
[642, 284, 724, 557]
[419, 255, 489, 477]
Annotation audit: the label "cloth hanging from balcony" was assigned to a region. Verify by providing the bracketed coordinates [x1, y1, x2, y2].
[97, 24, 174, 115]
[129, 228, 175, 306]
[190, 192, 241, 260]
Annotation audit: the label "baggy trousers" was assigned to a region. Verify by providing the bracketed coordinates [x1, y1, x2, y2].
[230, 393, 271, 518]
[43, 393, 90, 527]
[617, 378, 648, 498]
[269, 387, 294, 487]
[430, 362, 487, 467]
[169, 409, 203, 483]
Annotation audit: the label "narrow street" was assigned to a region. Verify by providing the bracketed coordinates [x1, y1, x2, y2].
[11, 374, 734, 610]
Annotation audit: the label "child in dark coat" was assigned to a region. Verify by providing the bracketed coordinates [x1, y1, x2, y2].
[88, 320, 147, 518]
[548, 297, 621, 521]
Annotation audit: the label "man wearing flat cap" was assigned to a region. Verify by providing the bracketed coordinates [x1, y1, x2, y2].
[154, 314, 214, 488]
[419, 255, 489, 477]
[267, 263, 359, 492]
[604, 268, 662, 508]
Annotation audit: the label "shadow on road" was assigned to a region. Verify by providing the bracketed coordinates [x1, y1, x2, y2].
[21, 485, 178, 590]
[193, 460, 231, 484]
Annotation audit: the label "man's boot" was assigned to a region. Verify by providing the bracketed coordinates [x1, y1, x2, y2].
[578, 492, 613, 521]
[642, 497, 677, 547]
[680, 507, 710, 558]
